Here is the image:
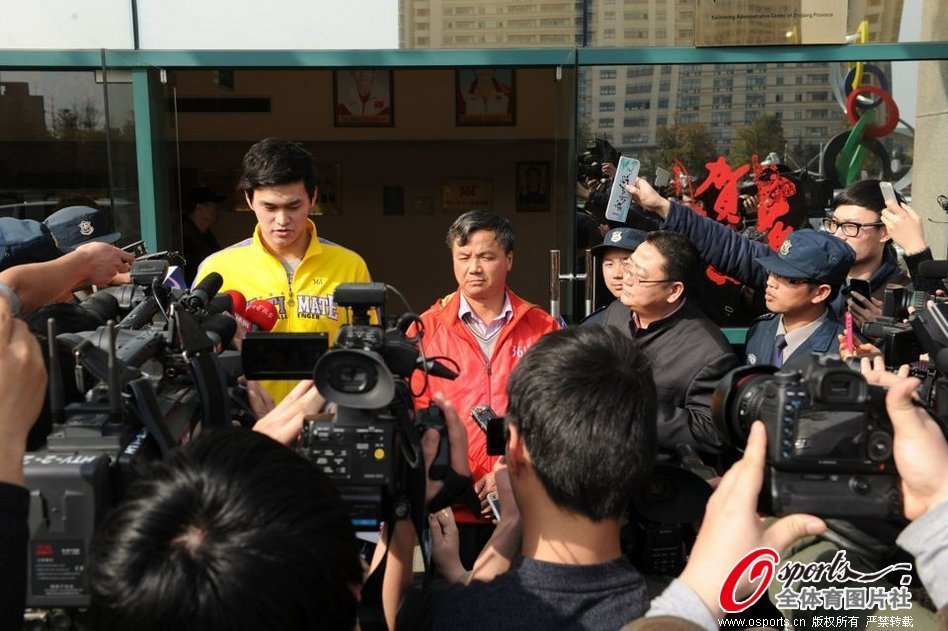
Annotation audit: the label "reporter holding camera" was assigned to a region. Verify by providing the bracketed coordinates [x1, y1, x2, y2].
[621, 371, 948, 631]
[0, 295, 48, 629]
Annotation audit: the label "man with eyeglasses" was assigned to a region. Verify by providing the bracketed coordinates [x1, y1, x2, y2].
[580, 227, 646, 327]
[614, 230, 739, 454]
[819, 179, 911, 329]
[625, 178, 856, 369]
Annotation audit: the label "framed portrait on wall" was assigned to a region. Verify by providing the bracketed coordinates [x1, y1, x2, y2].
[455, 69, 516, 126]
[515, 162, 550, 212]
[333, 69, 394, 127]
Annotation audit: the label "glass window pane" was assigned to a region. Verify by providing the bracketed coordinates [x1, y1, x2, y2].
[0, 70, 138, 243]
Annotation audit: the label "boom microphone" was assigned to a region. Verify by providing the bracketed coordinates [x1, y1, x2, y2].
[184, 272, 223, 311]
[244, 300, 279, 332]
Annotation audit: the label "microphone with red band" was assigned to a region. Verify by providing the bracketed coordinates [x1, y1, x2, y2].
[244, 299, 279, 332]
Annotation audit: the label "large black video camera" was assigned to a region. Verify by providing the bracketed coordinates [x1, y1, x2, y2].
[712, 354, 902, 520]
[577, 138, 621, 183]
[23, 262, 237, 613]
[240, 282, 460, 534]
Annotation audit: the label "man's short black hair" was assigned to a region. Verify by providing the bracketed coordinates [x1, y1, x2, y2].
[644, 230, 699, 287]
[506, 326, 656, 521]
[445, 210, 515, 253]
[832, 178, 885, 214]
[238, 137, 317, 202]
[87, 428, 362, 631]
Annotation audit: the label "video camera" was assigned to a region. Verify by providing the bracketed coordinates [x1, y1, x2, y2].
[712, 354, 904, 520]
[239, 282, 462, 534]
[23, 260, 238, 613]
[577, 138, 621, 183]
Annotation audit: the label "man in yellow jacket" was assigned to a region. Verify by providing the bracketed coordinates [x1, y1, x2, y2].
[196, 138, 371, 404]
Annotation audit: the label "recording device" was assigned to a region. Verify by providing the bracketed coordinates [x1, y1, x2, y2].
[577, 138, 621, 183]
[471, 403, 506, 456]
[879, 180, 898, 206]
[294, 282, 465, 537]
[486, 491, 501, 520]
[23, 254, 239, 611]
[849, 278, 873, 300]
[712, 354, 904, 519]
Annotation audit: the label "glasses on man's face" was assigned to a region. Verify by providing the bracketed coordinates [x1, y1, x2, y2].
[621, 259, 674, 284]
[822, 217, 884, 238]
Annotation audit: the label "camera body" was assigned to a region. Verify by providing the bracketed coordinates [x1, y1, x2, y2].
[298, 282, 456, 532]
[713, 354, 902, 519]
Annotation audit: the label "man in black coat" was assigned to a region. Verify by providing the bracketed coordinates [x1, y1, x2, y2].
[612, 231, 739, 455]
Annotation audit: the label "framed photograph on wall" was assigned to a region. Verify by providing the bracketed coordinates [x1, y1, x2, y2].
[455, 69, 516, 126]
[334, 69, 394, 127]
[515, 162, 551, 212]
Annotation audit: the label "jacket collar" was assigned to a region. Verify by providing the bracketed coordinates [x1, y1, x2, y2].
[252, 218, 321, 260]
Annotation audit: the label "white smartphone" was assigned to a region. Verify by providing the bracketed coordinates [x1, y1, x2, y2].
[879, 181, 898, 206]
[486, 491, 501, 520]
[604, 156, 642, 223]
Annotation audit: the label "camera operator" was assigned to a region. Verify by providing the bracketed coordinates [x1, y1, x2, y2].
[84, 387, 471, 631]
[627, 178, 856, 368]
[620, 372, 948, 631]
[0, 295, 49, 629]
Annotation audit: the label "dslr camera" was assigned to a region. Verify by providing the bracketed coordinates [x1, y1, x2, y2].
[712, 354, 902, 520]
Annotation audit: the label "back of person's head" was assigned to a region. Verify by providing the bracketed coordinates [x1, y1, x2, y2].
[506, 326, 656, 520]
[87, 428, 362, 631]
[445, 210, 515, 253]
[832, 178, 885, 214]
[644, 231, 699, 290]
[238, 137, 317, 202]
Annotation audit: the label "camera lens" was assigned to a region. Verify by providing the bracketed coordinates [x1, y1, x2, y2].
[867, 431, 893, 462]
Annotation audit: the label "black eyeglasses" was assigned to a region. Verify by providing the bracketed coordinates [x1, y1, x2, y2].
[822, 217, 884, 237]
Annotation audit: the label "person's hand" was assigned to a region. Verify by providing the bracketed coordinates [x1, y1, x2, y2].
[475, 470, 498, 518]
[857, 355, 910, 387]
[492, 459, 519, 525]
[625, 177, 671, 218]
[881, 200, 927, 255]
[848, 292, 883, 331]
[252, 379, 325, 446]
[429, 507, 467, 583]
[886, 376, 948, 520]
[423, 393, 471, 509]
[836, 336, 882, 362]
[74, 242, 136, 287]
[601, 162, 617, 180]
[245, 379, 277, 418]
[0, 297, 48, 486]
[678, 422, 826, 619]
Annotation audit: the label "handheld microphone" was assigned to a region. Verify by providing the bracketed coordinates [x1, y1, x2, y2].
[184, 272, 223, 311]
[244, 300, 279, 332]
[201, 313, 239, 349]
[417, 357, 459, 380]
[223, 290, 247, 317]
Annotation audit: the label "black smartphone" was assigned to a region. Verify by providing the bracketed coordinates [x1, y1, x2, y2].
[849, 278, 872, 300]
[471, 404, 507, 456]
